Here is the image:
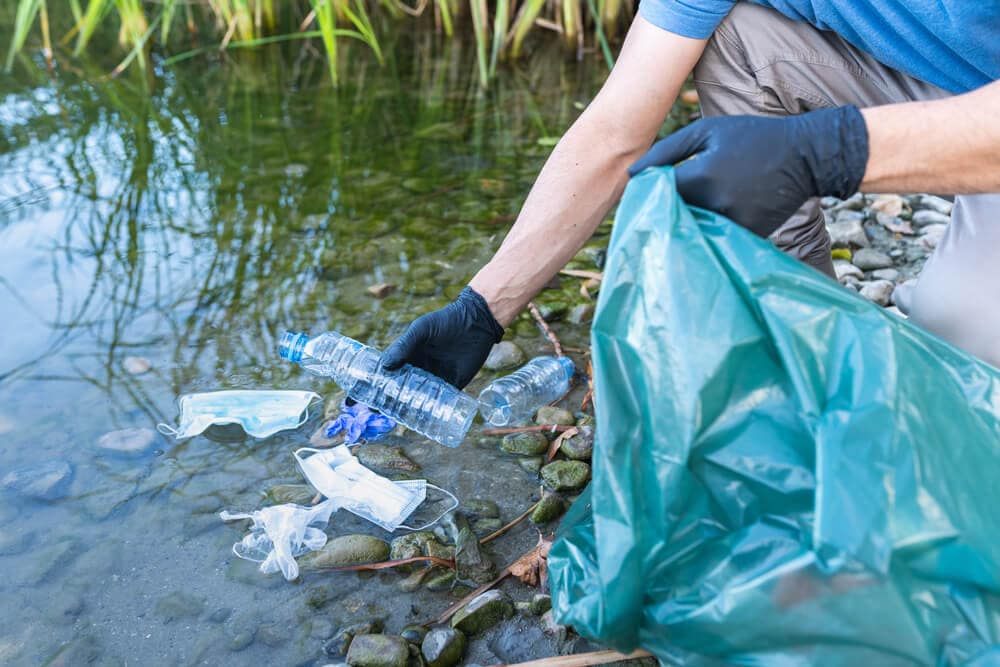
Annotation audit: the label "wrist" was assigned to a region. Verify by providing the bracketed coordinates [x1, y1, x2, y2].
[461, 285, 505, 342]
[469, 273, 519, 328]
[800, 105, 870, 199]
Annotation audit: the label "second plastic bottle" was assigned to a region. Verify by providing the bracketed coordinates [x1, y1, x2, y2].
[478, 356, 575, 426]
[278, 330, 477, 448]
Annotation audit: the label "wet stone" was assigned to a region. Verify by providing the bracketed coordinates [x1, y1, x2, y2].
[421, 628, 467, 667]
[424, 569, 456, 591]
[1, 460, 73, 501]
[229, 630, 254, 651]
[852, 248, 893, 270]
[483, 341, 526, 371]
[305, 584, 334, 609]
[300, 534, 390, 569]
[538, 302, 568, 322]
[500, 432, 548, 456]
[915, 195, 953, 216]
[325, 620, 385, 657]
[471, 517, 503, 536]
[401, 624, 428, 644]
[530, 594, 552, 615]
[121, 356, 152, 375]
[398, 568, 431, 592]
[96, 427, 156, 457]
[208, 607, 233, 623]
[46, 635, 103, 667]
[541, 460, 591, 491]
[535, 406, 575, 426]
[257, 623, 289, 647]
[356, 445, 420, 473]
[463, 498, 500, 519]
[530, 492, 566, 525]
[266, 484, 317, 505]
[450, 590, 515, 635]
[390, 531, 438, 562]
[346, 634, 410, 667]
[518, 457, 544, 474]
[155, 591, 205, 622]
[560, 425, 594, 460]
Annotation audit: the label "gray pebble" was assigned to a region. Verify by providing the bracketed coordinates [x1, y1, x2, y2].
[422, 628, 467, 667]
[915, 194, 953, 215]
[860, 280, 895, 307]
[1, 460, 73, 501]
[96, 428, 156, 457]
[833, 259, 864, 282]
[155, 591, 205, 622]
[912, 209, 950, 227]
[872, 268, 900, 282]
[483, 342, 526, 371]
[851, 248, 893, 271]
[835, 209, 865, 224]
[827, 220, 870, 248]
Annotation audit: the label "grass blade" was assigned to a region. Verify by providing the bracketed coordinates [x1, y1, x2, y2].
[487, 0, 508, 78]
[161, 0, 178, 43]
[435, 0, 453, 36]
[584, 0, 614, 69]
[468, 0, 488, 87]
[75, 0, 111, 55]
[311, 0, 339, 85]
[509, 0, 545, 59]
[5, 0, 43, 72]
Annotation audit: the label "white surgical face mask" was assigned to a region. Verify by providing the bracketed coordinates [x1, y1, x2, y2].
[158, 390, 320, 440]
[294, 446, 456, 532]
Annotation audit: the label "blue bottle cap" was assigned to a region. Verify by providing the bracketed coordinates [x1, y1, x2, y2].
[278, 330, 309, 363]
[556, 356, 575, 378]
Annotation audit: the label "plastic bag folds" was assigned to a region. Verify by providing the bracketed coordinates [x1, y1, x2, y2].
[548, 168, 1000, 666]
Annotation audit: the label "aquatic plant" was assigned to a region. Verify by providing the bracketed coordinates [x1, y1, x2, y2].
[3, 0, 623, 86]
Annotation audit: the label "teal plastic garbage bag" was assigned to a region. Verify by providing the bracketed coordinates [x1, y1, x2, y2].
[548, 168, 1000, 665]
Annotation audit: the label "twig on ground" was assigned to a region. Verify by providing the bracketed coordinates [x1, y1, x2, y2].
[488, 649, 654, 667]
[319, 556, 455, 573]
[481, 500, 539, 544]
[546, 427, 578, 461]
[527, 301, 564, 357]
[580, 360, 594, 411]
[481, 424, 575, 436]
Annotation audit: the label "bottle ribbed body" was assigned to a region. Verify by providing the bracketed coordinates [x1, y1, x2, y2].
[280, 331, 477, 447]
[478, 356, 575, 426]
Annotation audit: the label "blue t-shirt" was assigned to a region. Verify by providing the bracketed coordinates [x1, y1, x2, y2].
[639, 0, 998, 93]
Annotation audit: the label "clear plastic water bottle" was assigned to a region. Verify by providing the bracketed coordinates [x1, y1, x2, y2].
[478, 356, 575, 427]
[278, 330, 478, 448]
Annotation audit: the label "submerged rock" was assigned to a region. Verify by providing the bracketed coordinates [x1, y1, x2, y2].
[325, 620, 384, 657]
[471, 517, 503, 537]
[155, 591, 205, 622]
[518, 457, 544, 473]
[530, 492, 566, 525]
[450, 590, 514, 635]
[535, 406, 575, 426]
[560, 425, 594, 460]
[389, 531, 438, 562]
[1, 460, 73, 501]
[421, 628, 467, 667]
[300, 535, 390, 569]
[424, 569, 456, 591]
[500, 432, 548, 456]
[541, 460, 590, 491]
[265, 484, 316, 505]
[256, 623, 289, 647]
[121, 356, 152, 375]
[346, 634, 410, 667]
[463, 498, 500, 519]
[400, 624, 428, 644]
[356, 445, 420, 473]
[445, 512, 496, 585]
[483, 341, 526, 371]
[96, 428, 156, 457]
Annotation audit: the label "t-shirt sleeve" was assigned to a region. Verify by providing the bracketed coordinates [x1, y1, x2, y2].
[638, 0, 736, 39]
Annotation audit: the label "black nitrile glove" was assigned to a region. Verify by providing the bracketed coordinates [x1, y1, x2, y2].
[628, 105, 869, 238]
[382, 286, 504, 389]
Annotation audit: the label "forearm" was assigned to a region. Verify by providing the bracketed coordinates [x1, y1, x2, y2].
[470, 116, 643, 325]
[470, 19, 707, 326]
[861, 79, 1000, 194]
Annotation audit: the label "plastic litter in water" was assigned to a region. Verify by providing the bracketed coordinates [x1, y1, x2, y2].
[325, 400, 396, 444]
[478, 356, 575, 426]
[157, 390, 319, 439]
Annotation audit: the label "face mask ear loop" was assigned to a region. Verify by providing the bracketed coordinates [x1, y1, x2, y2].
[399, 484, 460, 531]
[157, 423, 179, 437]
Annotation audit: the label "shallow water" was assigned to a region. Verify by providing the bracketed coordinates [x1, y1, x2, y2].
[0, 29, 686, 666]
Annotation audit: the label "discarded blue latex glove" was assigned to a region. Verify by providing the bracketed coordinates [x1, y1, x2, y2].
[325, 400, 396, 444]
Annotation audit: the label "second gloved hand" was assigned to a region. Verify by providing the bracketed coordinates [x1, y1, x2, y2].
[628, 105, 870, 238]
[382, 286, 504, 389]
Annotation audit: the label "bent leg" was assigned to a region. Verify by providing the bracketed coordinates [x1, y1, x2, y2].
[895, 195, 1000, 368]
[692, 3, 949, 277]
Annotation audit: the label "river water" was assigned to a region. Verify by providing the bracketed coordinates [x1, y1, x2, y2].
[0, 26, 692, 666]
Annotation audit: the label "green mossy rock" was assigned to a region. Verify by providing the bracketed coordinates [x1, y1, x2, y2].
[500, 432, 548, 456]
[346, 634, 410, 667]
[300, 535, 390, 570]
[518, 457, 544, 473]
[463, 498, 500, 519]
[535, 406, 576, 426]
[389, 531, 438, 561]
[560, 425, 594, 461]
[541, 460, 591, 491]
[450, 590, 514, 635]
[356, 445, 420, 473]
[421, 628, 467, 667]
[529, 492, 566, 524]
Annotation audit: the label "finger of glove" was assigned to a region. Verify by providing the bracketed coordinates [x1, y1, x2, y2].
[628, 123, 709, 176]
[382, 321, 429, 370]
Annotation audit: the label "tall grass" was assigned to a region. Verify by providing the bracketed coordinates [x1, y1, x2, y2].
[5, 0, 628, 86]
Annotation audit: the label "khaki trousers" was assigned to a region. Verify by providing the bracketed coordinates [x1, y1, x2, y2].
[692, 3, 1000, 368]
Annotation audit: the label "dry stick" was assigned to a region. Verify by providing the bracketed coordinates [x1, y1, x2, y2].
[527, 301, 564, 358]
[319, 556, 455, 573]
[480, 500, 539, 545]
[481, 424, 574, 436]
[488, 649, 654, 667]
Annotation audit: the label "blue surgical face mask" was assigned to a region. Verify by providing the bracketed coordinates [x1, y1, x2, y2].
[158, 390, 320, 440]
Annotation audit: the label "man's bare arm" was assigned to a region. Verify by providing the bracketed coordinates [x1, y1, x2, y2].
[861, 79, 1000, 194]
[469, 18, 707, 326]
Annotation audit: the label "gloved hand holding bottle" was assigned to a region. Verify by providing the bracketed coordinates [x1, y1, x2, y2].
[382, 286, 504, 389]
